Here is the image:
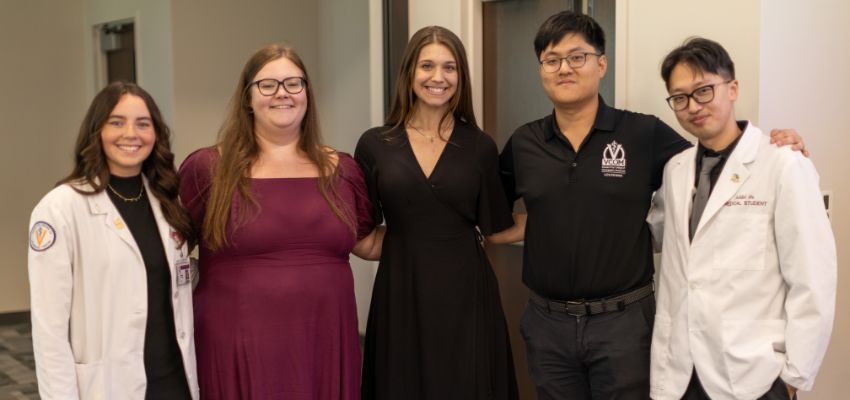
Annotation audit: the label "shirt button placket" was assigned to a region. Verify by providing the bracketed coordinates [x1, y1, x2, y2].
[568, 159, 578, 183]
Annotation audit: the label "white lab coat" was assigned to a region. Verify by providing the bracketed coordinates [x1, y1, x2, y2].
[647, 123, 836, 400]
[28, 178, 199, 400]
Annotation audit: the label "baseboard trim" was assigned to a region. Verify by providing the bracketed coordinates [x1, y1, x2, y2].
[0, 311, 30, 325]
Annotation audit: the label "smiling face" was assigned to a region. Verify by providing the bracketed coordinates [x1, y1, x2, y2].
[249, 56, 308, 137]
[538, 33, 606, 108]
[411, 43, 458, 113]
[667, 62, 738, 148]
[100, 94, 156, 177]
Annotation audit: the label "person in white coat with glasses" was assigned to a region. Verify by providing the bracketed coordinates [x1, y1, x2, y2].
[648, 37, 836, 400]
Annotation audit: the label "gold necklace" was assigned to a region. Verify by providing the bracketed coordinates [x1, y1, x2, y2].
[108, 183, 144, 202]
[407, 125, 437, 143]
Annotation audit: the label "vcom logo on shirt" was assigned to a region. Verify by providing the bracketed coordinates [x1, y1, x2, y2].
[601, 140, 627, 178]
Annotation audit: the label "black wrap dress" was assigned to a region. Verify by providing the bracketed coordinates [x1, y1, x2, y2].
[355, 121, 519, 400]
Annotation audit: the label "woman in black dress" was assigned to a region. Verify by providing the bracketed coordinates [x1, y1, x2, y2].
[356, 26, 523, 399]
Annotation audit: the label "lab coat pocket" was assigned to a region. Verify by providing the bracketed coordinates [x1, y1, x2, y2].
[713, 214, 769, 270]
[722, 319, 785, 395]
[75, 361, 104, 400]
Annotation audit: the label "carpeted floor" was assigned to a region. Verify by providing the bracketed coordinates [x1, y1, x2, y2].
[0, 321, 39, 399]
[1, 317, 364, 399]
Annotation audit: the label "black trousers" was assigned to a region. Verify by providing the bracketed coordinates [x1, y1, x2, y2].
[683, 370, 797, 400]
[519, 295, 655, 400]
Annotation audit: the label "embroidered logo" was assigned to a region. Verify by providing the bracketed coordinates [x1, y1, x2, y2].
[601, 140, 627, 177]
[29, 221, 56, 252]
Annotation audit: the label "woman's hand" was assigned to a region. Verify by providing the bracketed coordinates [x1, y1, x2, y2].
[352, 225, 385, 261]
[485, 213, 527, 245]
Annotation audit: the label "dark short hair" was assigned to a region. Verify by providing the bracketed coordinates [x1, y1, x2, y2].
[534, 11, 605, 58]
[661, 37, 735, 89]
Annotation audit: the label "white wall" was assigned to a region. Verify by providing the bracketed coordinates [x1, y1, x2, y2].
[409, 0, 461, 37]
[759, 1, 850, 398]
[0, 0, 88, 313]
[315, 0, 382, 334]
[316, 0, 373, 154]
[617, 0, 761, 135]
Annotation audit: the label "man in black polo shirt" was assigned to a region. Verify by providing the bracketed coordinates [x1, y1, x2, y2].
[499, 11, 804, 399]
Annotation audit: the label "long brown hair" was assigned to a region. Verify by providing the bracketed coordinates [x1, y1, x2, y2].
[385, 26, 477, 137]
[203, 44, 353, 250]
[60, 81, 193, 247]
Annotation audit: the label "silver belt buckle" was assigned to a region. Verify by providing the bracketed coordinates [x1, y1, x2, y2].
[565, 300, 587, 317]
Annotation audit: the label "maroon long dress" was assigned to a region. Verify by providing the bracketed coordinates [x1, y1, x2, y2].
[179, 148, 373, 400]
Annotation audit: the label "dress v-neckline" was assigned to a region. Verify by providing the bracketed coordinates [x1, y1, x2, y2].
[403, 125, 455, 181]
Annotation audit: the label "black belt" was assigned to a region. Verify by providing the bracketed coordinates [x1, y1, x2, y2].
[530, 283, 654, 317]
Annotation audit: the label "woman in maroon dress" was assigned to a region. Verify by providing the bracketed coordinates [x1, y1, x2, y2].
[356, 26, 523, 399]
[179, 44, 382, 400]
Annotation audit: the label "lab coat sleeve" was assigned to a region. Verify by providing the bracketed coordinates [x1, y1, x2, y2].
[774, 155, 837, 392]
[647, 173, 668, 253]
[28, 197, 81, 400]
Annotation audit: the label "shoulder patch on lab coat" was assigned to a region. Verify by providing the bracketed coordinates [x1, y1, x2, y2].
[29, 221, 56, 252]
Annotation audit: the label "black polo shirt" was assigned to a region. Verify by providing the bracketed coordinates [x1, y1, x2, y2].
[499, 97, 692, 300]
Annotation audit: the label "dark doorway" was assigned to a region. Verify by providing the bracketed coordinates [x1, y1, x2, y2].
[383, 0, 408, 118]
[101, 22, 136, 84]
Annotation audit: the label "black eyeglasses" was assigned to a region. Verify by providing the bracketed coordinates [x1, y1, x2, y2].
[539, 52, 603, 73]
[665, 80, 732, 111]
[252, 77, 307, 96]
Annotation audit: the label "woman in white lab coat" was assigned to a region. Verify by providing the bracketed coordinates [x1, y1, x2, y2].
[28, 82, 199, 400]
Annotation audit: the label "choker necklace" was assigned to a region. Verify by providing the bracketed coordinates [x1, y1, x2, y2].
[108, 184, 144, 202]
[407, 125, 437, 143]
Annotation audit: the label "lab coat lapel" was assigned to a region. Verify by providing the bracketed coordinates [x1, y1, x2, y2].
[87, 187, 143, 259]
[693, 125, 760, 238]
[668, 149, 696, 240]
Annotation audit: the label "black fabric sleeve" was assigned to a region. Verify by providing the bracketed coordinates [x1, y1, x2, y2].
[651, 118, 693, 190]
[498, 136, 520, 210]
[354, 130, 385, 226]
[475, 132, 514, 235]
